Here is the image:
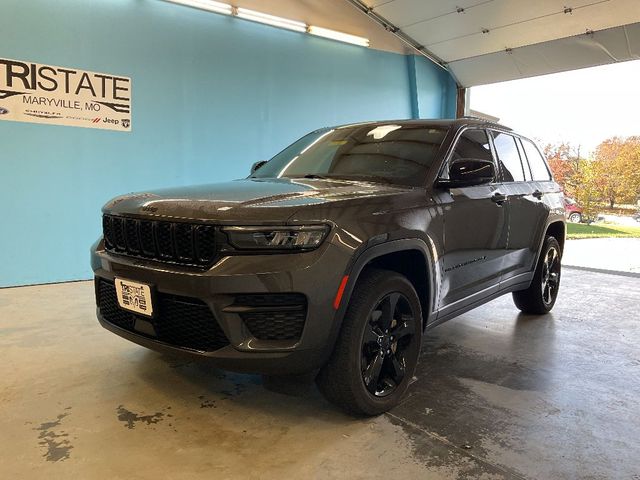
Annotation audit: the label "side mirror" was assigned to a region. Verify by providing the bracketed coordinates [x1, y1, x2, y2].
[436, 158, 495, 188]
[251, 160, 267, 174]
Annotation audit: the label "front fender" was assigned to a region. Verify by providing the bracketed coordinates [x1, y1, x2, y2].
[317, 237, 439, 368]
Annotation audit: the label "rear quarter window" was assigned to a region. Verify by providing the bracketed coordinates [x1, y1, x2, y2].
[522, 139, 552, 181]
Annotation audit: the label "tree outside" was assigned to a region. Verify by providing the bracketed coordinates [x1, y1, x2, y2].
[543, 136, 640, 221]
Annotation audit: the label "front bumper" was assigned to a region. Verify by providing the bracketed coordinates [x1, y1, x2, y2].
[91, 238, 351, 374]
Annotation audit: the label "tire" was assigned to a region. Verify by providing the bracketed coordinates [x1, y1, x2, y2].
[568, 212, 582, 223]
[513, 236, 562, 314]
[316, 269, 422, 416]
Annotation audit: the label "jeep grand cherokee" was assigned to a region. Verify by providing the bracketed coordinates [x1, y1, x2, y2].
[91, 118, 565, 415]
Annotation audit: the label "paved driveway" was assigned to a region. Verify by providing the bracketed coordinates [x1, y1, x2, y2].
[563, 238, 640, 274]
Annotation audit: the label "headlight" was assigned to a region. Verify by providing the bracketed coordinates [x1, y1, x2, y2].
[222, 225, 329, 251]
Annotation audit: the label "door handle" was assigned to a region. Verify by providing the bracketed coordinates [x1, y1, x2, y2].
[491, 192, 507, 205]
[532, 190, 544, 199]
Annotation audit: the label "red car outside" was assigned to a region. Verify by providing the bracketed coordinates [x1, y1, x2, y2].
[564, 197, 583, 223]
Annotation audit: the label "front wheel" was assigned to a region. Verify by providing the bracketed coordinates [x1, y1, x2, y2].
[513, 236, 562, 314]
[316, 269, 422, 416]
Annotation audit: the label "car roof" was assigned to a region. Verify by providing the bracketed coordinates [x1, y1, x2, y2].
[328, 117, 512, 132]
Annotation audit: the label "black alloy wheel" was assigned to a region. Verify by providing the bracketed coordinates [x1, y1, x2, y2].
[316, 269, 422, 416]
[541, 245, 561, 307]
[361, 293, 415, 397]
[513, 235, 562, 314]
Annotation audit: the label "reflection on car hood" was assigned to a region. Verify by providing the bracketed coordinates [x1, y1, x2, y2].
[102, 178, 415, 221]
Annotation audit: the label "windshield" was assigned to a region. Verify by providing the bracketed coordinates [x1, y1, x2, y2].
[251, 124, 448, 187]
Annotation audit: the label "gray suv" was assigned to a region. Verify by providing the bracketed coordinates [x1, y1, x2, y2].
[92, 118, 565, 415]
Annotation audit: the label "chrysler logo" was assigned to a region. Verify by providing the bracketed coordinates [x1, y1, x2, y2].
[0, 107, 8, 115]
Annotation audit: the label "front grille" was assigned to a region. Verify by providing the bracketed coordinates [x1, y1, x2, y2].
[233, 294, 307, 341]
[97, 279, 229, 352]
[102, 215, 217, 267]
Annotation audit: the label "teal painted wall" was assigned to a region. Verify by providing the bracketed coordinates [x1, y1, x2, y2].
[0, 0, 457, 287]
[407, 55, 457, 119]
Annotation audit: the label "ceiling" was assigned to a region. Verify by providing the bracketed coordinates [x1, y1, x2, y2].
[357, 0, 640, 86]
[171, 0, 639, 87]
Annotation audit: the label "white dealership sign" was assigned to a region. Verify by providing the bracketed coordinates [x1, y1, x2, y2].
[0, 58, 131, 132]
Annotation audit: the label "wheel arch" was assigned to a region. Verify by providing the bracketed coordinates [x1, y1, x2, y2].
[362, 250, 431, 328]
[545, 221, 566, 256]
[530, 220, 566, 277]
[335, 239, 437, 331]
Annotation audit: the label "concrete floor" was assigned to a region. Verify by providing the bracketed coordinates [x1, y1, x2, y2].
[1, 267, 639, 479]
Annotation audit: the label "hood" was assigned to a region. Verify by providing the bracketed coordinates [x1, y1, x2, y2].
[103, 178, 416, 222]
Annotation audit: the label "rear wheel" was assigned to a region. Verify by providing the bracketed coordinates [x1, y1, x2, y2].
[568, 212, 582, 223]
[316, 269, 422, 416]
[513, 236, 561, 314]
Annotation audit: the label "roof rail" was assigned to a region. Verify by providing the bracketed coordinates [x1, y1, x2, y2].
[459, 116, 512, 131]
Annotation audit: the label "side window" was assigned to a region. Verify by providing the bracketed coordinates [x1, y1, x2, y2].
[449, 128, 494, 163]
[491, 131, 525, 182]
[443, 129, 495, 181]
[515, 138, 533, 181]
[522, 139, 552, 181]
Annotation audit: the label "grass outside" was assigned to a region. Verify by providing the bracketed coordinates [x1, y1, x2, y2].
[567, 222, 640, 239]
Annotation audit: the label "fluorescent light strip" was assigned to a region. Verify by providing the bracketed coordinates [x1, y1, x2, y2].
[164, 0, 232, 15]
[236, 7, 307, 33]
[164, 2, 370, 48]
[308, 26, 370, 47]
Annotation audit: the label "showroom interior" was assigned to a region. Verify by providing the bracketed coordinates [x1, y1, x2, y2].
[1, 0, 639, 478]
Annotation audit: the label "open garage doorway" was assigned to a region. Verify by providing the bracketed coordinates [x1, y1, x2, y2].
[470, 60, 640, 276]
